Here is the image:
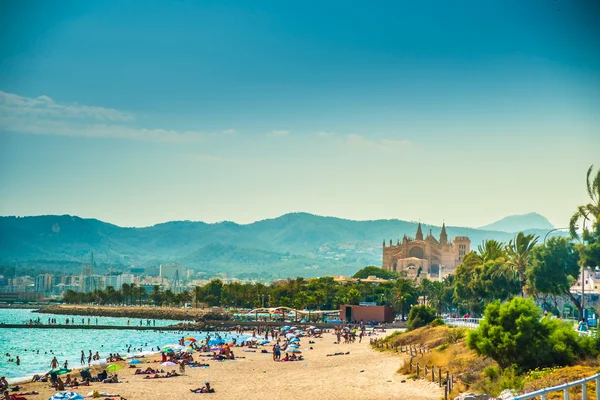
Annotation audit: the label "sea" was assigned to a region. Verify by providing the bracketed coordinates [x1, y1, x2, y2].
[0, 308, 237, 383]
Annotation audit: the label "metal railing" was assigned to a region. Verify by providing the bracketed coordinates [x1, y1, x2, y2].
[514, 372, 600, 399]
[443, 318, 482, 329]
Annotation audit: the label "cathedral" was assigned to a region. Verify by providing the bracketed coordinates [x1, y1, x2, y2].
[382, 223, 470, 280]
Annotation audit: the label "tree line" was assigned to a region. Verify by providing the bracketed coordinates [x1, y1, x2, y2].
[63, 165, 600, 321]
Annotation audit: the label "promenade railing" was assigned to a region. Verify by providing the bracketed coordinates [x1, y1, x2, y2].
[443, 318, 482, 329]
[513, 372, 600, 400]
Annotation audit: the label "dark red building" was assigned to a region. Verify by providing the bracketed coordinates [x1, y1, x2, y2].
[340, 304, 394, 323]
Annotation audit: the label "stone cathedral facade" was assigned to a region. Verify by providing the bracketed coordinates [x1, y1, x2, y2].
[382, 223, 470, 280]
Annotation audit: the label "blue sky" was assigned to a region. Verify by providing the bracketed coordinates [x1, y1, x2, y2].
[1, 0, 599, 228]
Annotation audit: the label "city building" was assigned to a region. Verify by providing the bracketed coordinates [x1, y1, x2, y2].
[34, 274, 54, 294]
[382, 223, 470, 279]
[159, 264, 186, 282]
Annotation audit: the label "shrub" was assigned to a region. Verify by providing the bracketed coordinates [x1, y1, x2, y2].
[406, 305, 437, 331]
[467, 297, 596, 372]
[445, 328, 466, 344]
[430, 317, 445, 327]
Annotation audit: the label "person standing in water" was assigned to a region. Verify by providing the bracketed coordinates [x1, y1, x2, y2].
[51, 357, 58, 368]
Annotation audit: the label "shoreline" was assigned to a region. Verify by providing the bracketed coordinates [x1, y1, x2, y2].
[9, 328, 442, 400]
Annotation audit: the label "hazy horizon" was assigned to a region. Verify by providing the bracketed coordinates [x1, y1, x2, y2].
[1, 1, 599, 229]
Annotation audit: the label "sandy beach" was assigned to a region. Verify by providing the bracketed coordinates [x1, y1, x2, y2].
[13, 329, 442, 400]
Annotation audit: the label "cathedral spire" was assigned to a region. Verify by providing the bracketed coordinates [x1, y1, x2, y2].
[416, 223, 423, 241]
[440, 222, 448, 245]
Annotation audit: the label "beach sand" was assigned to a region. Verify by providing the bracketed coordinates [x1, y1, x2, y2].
[16, 330, 442, 400]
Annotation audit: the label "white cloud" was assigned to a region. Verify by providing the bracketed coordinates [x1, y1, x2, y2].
[270, 129, 290, 136]
[0, 90, 230, 143]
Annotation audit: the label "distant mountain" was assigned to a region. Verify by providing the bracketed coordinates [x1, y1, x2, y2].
[0, 213, 562, 279]
[478, 212, 554, 233]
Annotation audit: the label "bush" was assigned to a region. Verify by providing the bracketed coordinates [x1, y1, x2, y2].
[430, 317, 445, 327]
[445, 328, 466, 344]
[467, 297, 595, 372]
[406, 305, 437, 331]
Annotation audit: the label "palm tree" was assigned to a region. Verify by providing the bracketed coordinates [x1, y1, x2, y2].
[570, 165, 600, 239]
[477, 240, 506, 262]
[121, 283, 131, 305]
[393, 279, 416, 320]
[151, 285, 163, 307]
[503, 232, 539, 295]
[194, 286, 203, 308]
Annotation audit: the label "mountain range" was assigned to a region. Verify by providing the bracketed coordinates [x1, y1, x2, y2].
[0, 212, 560, 280]
[478, 212, 553, 232]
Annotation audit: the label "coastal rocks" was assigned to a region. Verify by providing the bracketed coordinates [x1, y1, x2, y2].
[454, 393, 492, 400]
[496, 389, 516, 399]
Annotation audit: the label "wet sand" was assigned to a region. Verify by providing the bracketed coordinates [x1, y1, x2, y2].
[15, 330, 442, 400]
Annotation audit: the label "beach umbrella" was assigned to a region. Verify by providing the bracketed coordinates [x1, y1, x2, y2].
[259, 340, 270, 345]
[49, 392, 84, 400]
[287, 348, 302, 353]
[285, 333, 296, 339]
[185, 337, 197, 342]
[289, 338, 299, 343]
[281, 326, 291, 331]
[106, 364, 123, 372]
[247, 337, 258, 342]
[90, 359, 107, 366]
[162, 361, 177, 366]
[128, 359, 142, 364]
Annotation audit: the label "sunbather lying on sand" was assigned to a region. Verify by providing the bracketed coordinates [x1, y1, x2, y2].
[190, 382, 215, 393]
[326, 352, 350, 356]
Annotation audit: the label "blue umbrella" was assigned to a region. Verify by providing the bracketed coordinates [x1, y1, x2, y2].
[289, 338, 300, 343]
[49, 392, 84, 400]
[129, 359, 142, 364]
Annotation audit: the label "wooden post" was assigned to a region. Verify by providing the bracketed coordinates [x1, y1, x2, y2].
[416, 363, 420, 376]
[431, 366, 435, 382]
[424, 365, 428, 378]
[444, 384, 448, 400]
[438, 367, 442, 387]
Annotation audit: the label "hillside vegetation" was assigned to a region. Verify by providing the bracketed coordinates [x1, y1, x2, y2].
[0, 212, 559, 278]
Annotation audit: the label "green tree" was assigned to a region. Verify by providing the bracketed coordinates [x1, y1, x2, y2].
[352, 266, 398, 280]
[570, 165, 600, 240]
[529, 237, 582, 318]
[477, 240, 506, 263]
[406, 305, 437, 330]
[151, 285, 163, 306]
[467, 297, 591, 372]
[392, 279, 417, 320]
[569, 165, 600, 271]
[503, 232, 539, 295]
[345, 288, 361, 305]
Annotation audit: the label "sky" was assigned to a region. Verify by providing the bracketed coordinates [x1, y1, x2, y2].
[1, 0, 599, 228]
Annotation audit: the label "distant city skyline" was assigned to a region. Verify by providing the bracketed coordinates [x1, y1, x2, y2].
[1, 1, 599, 229]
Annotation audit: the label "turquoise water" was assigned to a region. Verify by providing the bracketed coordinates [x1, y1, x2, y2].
[0, 308, 180, 327]
[0, 309, 240, 383]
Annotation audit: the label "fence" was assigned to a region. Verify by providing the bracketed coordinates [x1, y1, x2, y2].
[513, 372, 600, 400]
[443, 317, 483, 329]
[371, 338, 454, 400]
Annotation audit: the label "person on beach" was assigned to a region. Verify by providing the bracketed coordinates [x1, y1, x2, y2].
[81, 350, 85, 365]
[51, 356, 58, 368]
[0, 377, 8, 391]
[190, 382, 214, 393]
[63, 359, 68, 369]
[15, 356, 20, 366]
[56, 377, 65, 390]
